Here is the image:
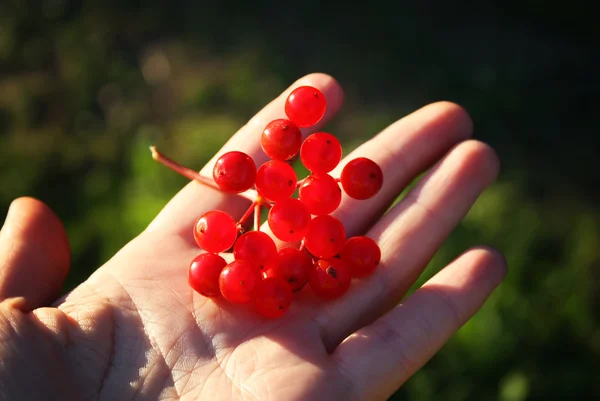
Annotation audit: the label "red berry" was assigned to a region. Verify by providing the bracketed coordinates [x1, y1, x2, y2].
[304, 215, 346, 259]
[188, 253, 227, 297]
[255, 160, 297, 202]
[254, 276, 293, 318]
[219, 260, 261, 303]
[268, 198, 311, 242]
[339, 236, 381, 278]
[300, 133, 342, 174]
[340, 157, 383, 200]
[193, 210, 238, 253]
[212, 151, 256, 193]
[233, 231, 277, 271]
[284, 86, 327, 127]
[265, 247, 312, 292]
[298, 173, 342, 215]
[261, 119, 302, 161]
[309, 258, 351, 299]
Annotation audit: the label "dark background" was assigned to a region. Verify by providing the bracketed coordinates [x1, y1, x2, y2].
[1, 1, 598, 399]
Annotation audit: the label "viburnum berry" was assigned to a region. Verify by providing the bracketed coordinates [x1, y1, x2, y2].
[255, 160, 297, 202]
[193, 210, 238, 253]
[233, 231, 277, 271]
[213, 151, 256, 193]
[285, 86, 327, 127]
[339, 236, 381, 278]
[298, 173, 342, 215]
[309, 258, 351, 299]
[265, 247, 312, 292]
[268, 198, 311, 242]
[261, 119, 302, 161]
[300, 132, 342, 174]
[304, 215, 346, 259]
[188, 252, 227, 297]
[219, 260, 262, 303]
[340, 157, 384, 200]
[254, 276, 293, 318]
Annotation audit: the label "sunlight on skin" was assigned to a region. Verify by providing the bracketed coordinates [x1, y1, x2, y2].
[0, 74, 506, 401]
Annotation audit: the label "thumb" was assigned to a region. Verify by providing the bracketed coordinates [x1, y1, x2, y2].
[0, 197, 71, 311]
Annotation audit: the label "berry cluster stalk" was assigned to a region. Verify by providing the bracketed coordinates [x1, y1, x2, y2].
[150, 146, 258, 202]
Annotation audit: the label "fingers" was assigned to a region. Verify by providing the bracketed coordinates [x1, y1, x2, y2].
[332, 101, 473, 236]
[317, 140, 500, 347]
[332, 247, 507, 401]
[0, 197, 71, 311]
[148, 73, 344, 237]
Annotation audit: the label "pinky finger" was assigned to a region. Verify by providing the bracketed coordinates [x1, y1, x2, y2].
[332, 247, 507, 401]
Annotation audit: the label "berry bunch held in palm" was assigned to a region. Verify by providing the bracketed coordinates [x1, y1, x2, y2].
[150, 85, 384, 318]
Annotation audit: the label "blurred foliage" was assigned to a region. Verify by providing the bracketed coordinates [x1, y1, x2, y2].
[0, 1, 598, 400]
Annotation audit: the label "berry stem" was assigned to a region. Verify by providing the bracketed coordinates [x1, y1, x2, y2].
[238, 201, 258, 229]
[299, 240, 306, 252]
[150, 146, 258, 201]
[254, 203, 261, 232]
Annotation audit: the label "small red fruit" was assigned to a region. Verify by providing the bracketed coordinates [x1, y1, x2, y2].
[261, 119, 302, 160]
[304, 215, 346, 259]
[188, 253, 227, 297]
[254, 276, 293, 318]
[339, 236, 381, 278]
[234, 231, 277, 271]
[298, 173, 342, 215]
[265, 248, 312, 292]
[219, 260, 262, 303]
[340, 157, 383, 200]
[300, 133, 342, 174]
[193, 210, 238, 253]
[285, 86, 327, 127]
[309, 258, 351, 299]
[255, 160, 297, 202]
[213, 151, 256, 193]
[267, 198, 311, 242]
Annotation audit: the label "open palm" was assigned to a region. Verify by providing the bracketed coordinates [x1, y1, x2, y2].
[0, 74, 506, 401]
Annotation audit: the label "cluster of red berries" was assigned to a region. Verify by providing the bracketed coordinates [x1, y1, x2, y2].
[152, 86, 383, 318]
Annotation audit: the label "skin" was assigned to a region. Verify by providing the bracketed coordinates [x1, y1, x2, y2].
[0, 73, 506, 401]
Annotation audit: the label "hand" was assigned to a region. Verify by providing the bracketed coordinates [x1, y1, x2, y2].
[0, 73, 506, 401]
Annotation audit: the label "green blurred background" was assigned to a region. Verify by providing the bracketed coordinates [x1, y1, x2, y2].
[1, 1, 598, 399]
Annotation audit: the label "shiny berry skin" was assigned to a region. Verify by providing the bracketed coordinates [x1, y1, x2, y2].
[304, 215, 346, 259]
[255, 160, 297, 202]
[339, 236, 381, 278]
[298, 173, 342, 215]
[219, 260, 262, 303]
[233, 231, 277, 271]
[268, 198, 311, 242]
[212, 151, 256, 193]
[254, 276, 293, 318]
[193, 210, 238, 253]
[188, 253, 227, 297]
[340, 157, 384, 200]
[265, 248, 312, 292]
[300, 133, 342, 174]
[309, 258, 351, 299]
[284, 86, 327, 128]
[261, 119, 302, 161]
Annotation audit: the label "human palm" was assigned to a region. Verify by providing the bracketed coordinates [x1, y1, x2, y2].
[0, 74, 506, 401]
